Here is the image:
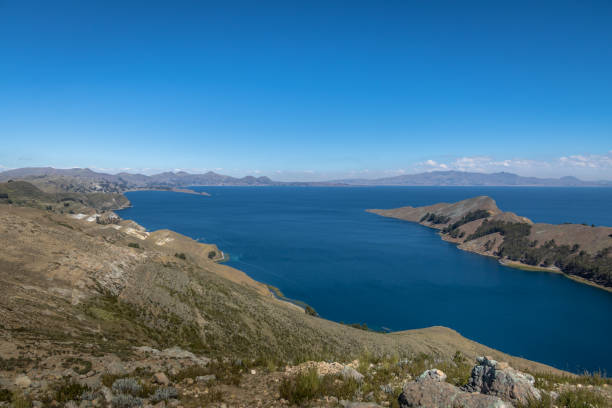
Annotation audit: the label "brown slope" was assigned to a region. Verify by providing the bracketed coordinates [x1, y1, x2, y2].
[0, 203, 564, 375]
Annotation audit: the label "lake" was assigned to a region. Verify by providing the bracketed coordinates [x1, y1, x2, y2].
[118, 187, 612, 374]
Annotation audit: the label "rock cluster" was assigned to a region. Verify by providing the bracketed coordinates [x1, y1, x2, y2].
[399, 357, 543, 408]
[462, 356, 541, 405]
[399, 369, 511, 408]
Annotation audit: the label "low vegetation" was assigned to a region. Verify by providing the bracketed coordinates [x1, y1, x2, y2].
[466, 220, 612, 286]
[420, 212, 451, 224]
[279, 368, 360, 405]
[442, 209, 490, 235]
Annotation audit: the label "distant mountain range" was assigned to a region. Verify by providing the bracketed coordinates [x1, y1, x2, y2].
[333, 170, 612, 187]
[0, 167, 610, 193]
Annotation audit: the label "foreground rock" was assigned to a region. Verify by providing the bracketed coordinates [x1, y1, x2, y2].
[399, 368, 511, 408]
[463, 356, 541, 405]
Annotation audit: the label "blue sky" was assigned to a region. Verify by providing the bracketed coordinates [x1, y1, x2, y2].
[1, 1, 611, 180]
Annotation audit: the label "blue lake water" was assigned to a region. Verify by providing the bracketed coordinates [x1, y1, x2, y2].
[118, 187, 612, 374]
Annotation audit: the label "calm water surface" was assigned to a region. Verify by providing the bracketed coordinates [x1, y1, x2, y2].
[119, 187, 612, 373]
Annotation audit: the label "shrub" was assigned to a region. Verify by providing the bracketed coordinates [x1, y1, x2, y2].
[420, 212, 451, 224]
[279, 368, 360, 405]
[279, 368, 321, 404]
[305, 305, 318, 317]
[208, 250, 217, 259]
[53, 378, 91, 403]
[0, 388, 11, 402]
[128, 243, 140, 249]
[112, 378, 142, 396]
[10, 391, 31, 408]
[442, 210, 490, 234]
[175, 252, 186, 260]
[150, 387, 178, 402]
[62, 357, 92, 375]
[556, 389, 605, 408]
[516, 392, 552, 408]
[111, 394, 143, 408]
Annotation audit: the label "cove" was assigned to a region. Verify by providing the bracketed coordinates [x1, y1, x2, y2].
[118, 186, 612, 374]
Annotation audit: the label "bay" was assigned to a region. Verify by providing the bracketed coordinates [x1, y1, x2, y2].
[118, 187, 612, 374]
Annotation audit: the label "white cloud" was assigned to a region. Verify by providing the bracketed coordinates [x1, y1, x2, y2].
[414, 151, 612, 180]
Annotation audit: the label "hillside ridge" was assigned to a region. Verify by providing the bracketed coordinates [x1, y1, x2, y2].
[1, 167, 611, 193]
[367, 196, 612, 290]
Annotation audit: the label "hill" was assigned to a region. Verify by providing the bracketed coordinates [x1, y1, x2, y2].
[368, 196, 612, 289]
[0, 180, 129, 213]
[337, 170, 612, 186]
[0, 167, 281, 193]
[1, 168, 611, 194]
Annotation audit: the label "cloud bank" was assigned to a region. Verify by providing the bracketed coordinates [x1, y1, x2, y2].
[415, 152, 612, 181]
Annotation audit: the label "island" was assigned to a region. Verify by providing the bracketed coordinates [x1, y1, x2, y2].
[367, 196, 612, 292]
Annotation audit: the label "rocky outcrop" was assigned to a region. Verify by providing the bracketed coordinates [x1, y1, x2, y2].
[399, 358, 544, 408]
[398, 368, 511, 408]
[463, 356, 541, 405]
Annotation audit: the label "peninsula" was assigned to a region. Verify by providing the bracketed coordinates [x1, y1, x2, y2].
[367, 196, 612, 291]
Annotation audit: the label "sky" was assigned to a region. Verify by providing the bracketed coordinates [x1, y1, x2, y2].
[1, 1, 611, 181]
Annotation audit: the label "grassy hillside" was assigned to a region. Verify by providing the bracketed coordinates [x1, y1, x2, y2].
[0, 204, 563, 375]
[0, 180, 129, 212]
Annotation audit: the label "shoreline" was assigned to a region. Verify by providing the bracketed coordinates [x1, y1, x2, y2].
[124, 187, 210, 196]
[499, 259, 612, 293]
[371, 210, 612, 294]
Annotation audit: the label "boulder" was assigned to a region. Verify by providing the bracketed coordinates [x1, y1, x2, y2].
[399, 369, 511, 408]
[195, 374, 216, 383]
[153, 372, 170, 385]
[14, 375, 31, 388]
[341, 366, 364, 383]
[417, 369, 447, 383]
[462, 356, 541, 405]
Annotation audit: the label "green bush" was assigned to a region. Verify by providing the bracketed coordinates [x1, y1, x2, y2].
[305, 305, 318, 317]
[208, 250, 217, 259]
[279, 368, 359, 405]
[556, 389, 605, 408]
[442, 210, 490, 234]
[0, 388, 11, 402]
[53, 378, 91, 403]
[420, 212, 451, 224]
[174, 252, 186, 260]
[62, 357, 92, 375]
[128, 242, 140, 249]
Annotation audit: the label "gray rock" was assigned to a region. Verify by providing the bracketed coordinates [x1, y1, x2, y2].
[341, 366, 364, 383]
[152, 372, 170, 385]
[105, 361, 127, 376]
[100, 386, 113, 403]
[417, 369, 447, 383]
[399, 375, 512, 408]
[195, 374, 216, 383]
[462, 356, 541, 405]
[159, 347, 210, 365]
